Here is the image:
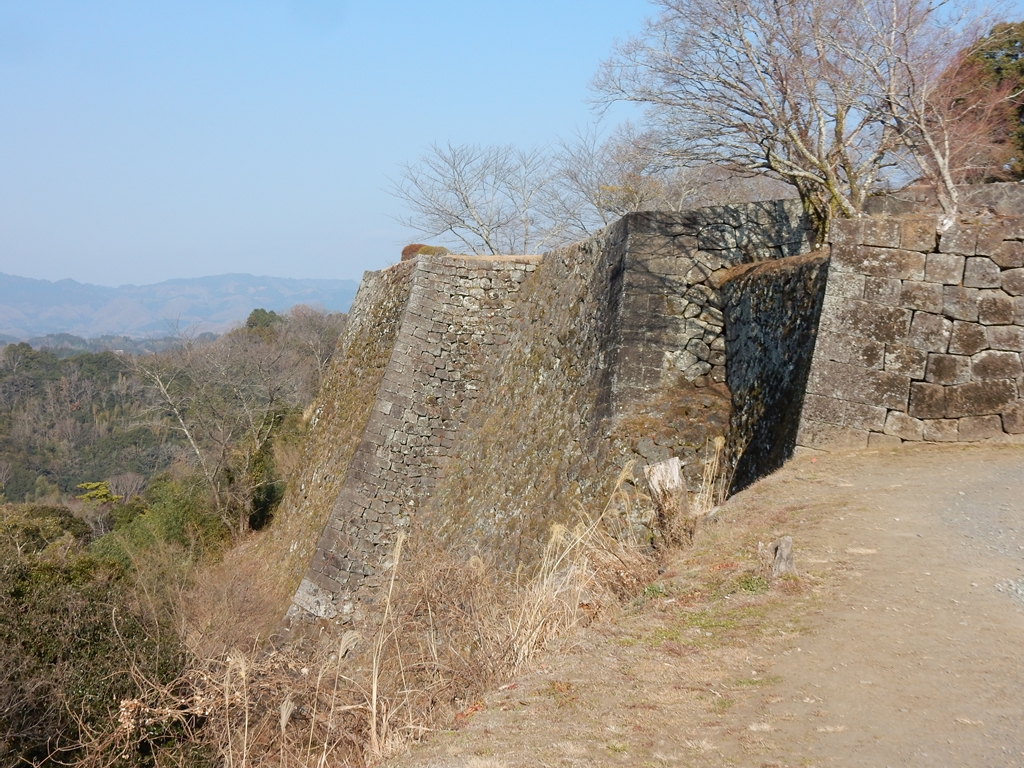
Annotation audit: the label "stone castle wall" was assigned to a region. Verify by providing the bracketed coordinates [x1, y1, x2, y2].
[289, 255, 540, 624]
[280, 184, 1024, 628]
[797, 213, 1024, 449]
[283, 201, 816, 625]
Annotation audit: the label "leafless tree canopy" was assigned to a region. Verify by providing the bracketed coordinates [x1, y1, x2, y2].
[390, 143, 570, 255]
[595, 0, 1005, 232]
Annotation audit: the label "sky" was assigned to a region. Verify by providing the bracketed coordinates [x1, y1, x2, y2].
[0, 0, 651, 287]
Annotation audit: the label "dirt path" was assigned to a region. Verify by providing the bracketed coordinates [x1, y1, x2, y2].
[386, 442, 1024, 768]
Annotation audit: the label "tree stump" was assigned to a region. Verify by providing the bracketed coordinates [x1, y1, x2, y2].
[644, 457, 694, 545]
[759, 535, 798, 578]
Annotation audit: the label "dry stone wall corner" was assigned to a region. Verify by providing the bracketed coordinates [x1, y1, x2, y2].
[797, 196, 1024, 450]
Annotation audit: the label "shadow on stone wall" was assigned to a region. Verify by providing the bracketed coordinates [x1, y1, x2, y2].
[718, 252, 830, 492]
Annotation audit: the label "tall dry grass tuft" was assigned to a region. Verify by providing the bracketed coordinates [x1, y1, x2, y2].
[693, 436, 729, 516]
[78, 470, 657, 767]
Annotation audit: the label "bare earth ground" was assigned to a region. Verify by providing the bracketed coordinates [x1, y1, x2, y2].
[385, 441, 1024, 768]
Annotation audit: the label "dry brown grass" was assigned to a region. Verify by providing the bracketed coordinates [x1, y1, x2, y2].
[77, 470, 659, 767]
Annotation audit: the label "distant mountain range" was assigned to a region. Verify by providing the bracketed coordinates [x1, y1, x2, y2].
[0, 272, 359, 340]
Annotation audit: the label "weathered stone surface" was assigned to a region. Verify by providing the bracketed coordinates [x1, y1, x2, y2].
[829, 218, 863, 248]
[943, 286, 980, 321]
[922, 419, 959, 442]
[991, 240, 1024, 268]
[900, 217, 938, 252]
[1003, 402, 1024, 434]
[978, 290, 1016, 325]
[908, 382, 946, 418]
[860, 246, 927, 279]
[958, 415, 1004, 440]
[796, 419, 869, 450]
[864, 276, 902, 304]
[963, 257, 1002, 288]
[844, 401, 887, 431]
[975, 225, 1006, 257]
[1017, 296, 1024, 325]
[884, 410, 924, 441]
[908, 312, 952, 352]
[925, 353, 971, 385]
[825, 271, 865, 298]
[1002, 268, 1024, 296]
[801, 392, 844, 425]
[925, 252, 965, 285]
[884, 344, 928, 379]
[807, 359, 910, 410]
[820, 299, 912, 344]
[945, 379, 1018, 417]
[899, 281, 943, 313]
[949, 321, 989, 356]
[939, 225, 976, 254]
[816, 332, 885, 369]
[987, 325, 1024, 351]
[863, 218, 901, 248]
[971, 350, 1023, 380]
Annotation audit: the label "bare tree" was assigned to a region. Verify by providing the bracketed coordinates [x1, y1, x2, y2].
[133, 329, 303, 533]
[282, 305, 347, 398]
[853, 1, 1014, 214]
[107, 472, 146, 502]
[390, 142, 570, 255]
[594, 0, 1002, 235]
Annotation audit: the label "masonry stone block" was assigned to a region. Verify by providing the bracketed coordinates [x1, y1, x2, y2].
[844, 401, 888, 431]
[925, 253, 965, 285]
[923, 418, 959, 442]
[807, 360, 910, 410]
[1002, 268, 1024, 296]
[958, 415, 1004, 440]
[900, 217, 938, 252]
[945, 379, 1018, 417]
[884, 344, 928, 379]
[863, 218, 902, 248]
[992, 240, 1024, 268]
[964, 257, 1002, 288]
[971, 350, 1023, 380]
[975, 225, 1007, 257]
[1016, 296, 1024, 325]
[830, 300, 913, 344]
[908, 312, 952, 352]
[978, 291, 1017, 325]
[987, 325, 1024, 352]
[825, 271, 866, 298]
[797, 419, 870, 450]
[884, 410, 924, 440]
[899, 281, 943, 313]
[948, 321, 990, 356]
[1003, 401, 1024, 434]
[864, 276, 903, 304]
[938, 225, 976, 254]
[862, 246, 927, 280]
[908, 382, 947, 418]
[925, 353, 971, 385]
[829, 218, 864, 248]
[943, 286, 980, 321]
[816, 332, 886, 369]
[801, 393, 844, 425]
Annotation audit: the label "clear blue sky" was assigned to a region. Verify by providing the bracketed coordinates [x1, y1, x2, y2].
[0, 0, 651, 286]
